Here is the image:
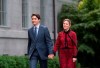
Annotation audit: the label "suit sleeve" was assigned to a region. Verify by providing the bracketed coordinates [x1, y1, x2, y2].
[72, 32, 78, 58]
[27, 30, 31, 55]
[44, 27, 53, 54]
[53, 32, 61, 53]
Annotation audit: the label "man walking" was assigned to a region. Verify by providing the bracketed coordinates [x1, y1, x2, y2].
[27, 14, 54, 68]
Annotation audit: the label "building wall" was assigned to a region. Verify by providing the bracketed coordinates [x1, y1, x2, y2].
[0, 0, 54, 56]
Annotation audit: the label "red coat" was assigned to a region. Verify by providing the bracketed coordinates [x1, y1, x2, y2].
[53, 30, 78, 68]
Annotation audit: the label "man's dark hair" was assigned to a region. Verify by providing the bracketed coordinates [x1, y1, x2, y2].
[31, 14, 41, 19]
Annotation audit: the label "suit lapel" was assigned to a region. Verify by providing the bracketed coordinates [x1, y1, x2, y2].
[30, 27, 35, 41]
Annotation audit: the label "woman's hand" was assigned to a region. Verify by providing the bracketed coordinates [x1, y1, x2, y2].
[73, 58, 77, 62]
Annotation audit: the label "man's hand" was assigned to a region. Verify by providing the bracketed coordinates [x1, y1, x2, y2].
[48, 54, 54, 59]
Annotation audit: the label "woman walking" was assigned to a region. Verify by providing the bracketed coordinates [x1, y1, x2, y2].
[53, 19, 78, 68]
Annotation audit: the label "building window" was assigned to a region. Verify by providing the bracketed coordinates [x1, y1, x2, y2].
[22, 0, 28, 28]
[0, 0, 6, 26]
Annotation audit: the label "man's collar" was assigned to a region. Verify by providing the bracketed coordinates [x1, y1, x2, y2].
[33, 23, 40, 29]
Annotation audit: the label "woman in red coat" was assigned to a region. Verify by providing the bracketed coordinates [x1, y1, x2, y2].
[53, 19, 78, 68]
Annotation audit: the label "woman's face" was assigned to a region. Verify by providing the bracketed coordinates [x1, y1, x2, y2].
[63, 20, 71, 30]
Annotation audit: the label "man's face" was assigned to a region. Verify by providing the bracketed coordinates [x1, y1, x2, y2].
[31, 16, 40, 26]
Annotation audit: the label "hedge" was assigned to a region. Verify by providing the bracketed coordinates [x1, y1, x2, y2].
[0, 55, 81, 68]
[0, 56, 59, 68]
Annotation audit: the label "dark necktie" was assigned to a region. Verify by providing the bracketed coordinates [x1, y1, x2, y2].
[34, 27, 37, 39]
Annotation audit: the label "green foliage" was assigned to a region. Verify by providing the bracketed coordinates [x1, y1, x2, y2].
[0, 56, 29, 68]
[0, 56, 82, 68]
[78, 0, 100, 11]
[78, 0, 88, 10]
[0, 56, 60, 68]
[48, 57, 59, 68]
[73, 8, 100, 68]
[78, 44, 95, 55]
[76, 61, 81, 68]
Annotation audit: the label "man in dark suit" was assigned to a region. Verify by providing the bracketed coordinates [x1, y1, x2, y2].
[27, 14, 54, 68]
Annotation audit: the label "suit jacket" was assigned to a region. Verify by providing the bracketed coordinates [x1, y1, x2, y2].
[27, 25, 53, 60]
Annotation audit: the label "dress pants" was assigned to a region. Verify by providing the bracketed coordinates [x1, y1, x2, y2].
[30, 49, 47, 68]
